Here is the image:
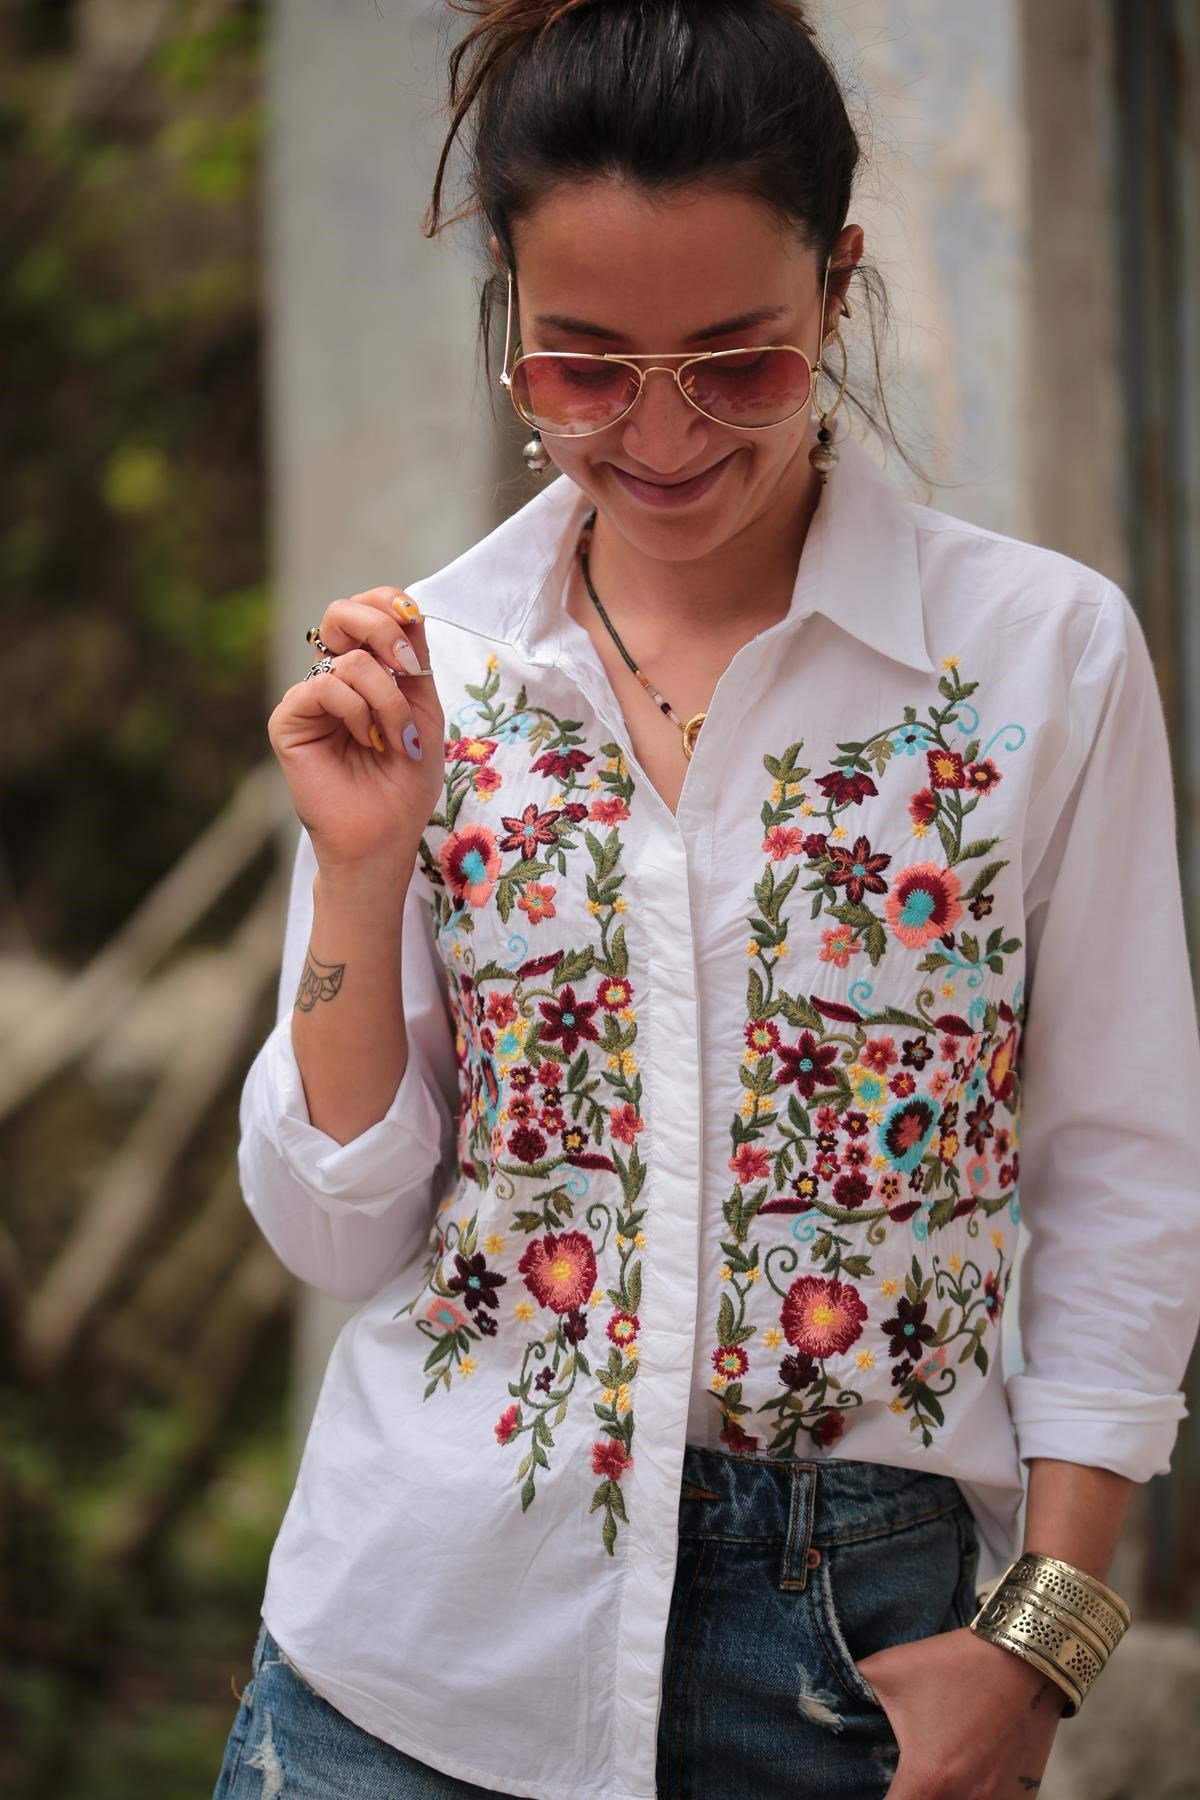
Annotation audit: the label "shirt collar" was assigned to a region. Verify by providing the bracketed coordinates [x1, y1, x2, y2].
[412, 412, 935, 676]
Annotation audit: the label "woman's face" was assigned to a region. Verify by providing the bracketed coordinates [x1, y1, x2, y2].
[506, 179, 861, 564]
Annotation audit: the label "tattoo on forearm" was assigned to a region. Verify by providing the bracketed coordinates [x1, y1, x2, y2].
[296, 952, 345, 1011]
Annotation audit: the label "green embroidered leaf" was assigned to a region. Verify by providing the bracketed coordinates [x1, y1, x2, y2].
[609, 923, 629, 976]
[957, 837, 1000, 862]
[937, 816, 958, 864]
[961, 739, 980, 764]
[863, 918, 888, 966]
[973, 1342, 989, 1375]
[964, 859, 1006, 902]
[517, 1451, 533, 1479]
[780, 993, 823, 1030]
[602, 1510, 617, 1555]
[958, 1337, 977, 1364]
[926, 1192, 957, 1231]
[841, 1255, 872, 1280]
[554, 947, 595, 986]
[574, 1349, 591, 1377]
[609, 1480, 628, 1523]
[625, 1262, 642, 1313]
[919, 1388, 945, 1428]
[933, 1307, 953, 1343]
[786, 1094, 811, 1133]
[959, 933, 980, 964]
[717, 1293, 736, 1344]
[520, 1476, 537, 1512]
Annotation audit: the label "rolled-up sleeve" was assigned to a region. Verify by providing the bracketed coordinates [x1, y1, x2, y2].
[1005, 580, 1200, 1480]
[237, 828, 460, 1303]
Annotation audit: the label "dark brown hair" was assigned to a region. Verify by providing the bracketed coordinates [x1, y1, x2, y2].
[425, 0, 922, 479]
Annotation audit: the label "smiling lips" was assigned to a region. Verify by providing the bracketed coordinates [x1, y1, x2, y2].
[609, 452, 734, 508]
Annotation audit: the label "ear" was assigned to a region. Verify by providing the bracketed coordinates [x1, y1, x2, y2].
[827, 222, 864, 329]
[487, 232, 507, 273]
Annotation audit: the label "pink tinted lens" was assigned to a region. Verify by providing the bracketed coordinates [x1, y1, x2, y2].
[681, 347, 812, 426]
[512, 355, 641, 435]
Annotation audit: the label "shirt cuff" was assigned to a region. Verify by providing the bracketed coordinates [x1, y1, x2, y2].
[254, 1012, 452, 1215]
[1004, 1372, 1188, 1482]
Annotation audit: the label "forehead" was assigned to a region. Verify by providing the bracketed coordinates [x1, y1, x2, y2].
[510, 178, 817, 333]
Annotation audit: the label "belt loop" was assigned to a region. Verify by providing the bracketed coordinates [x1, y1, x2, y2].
[780, 1463, 818, 1590]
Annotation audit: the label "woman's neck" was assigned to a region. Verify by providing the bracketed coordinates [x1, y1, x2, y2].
[580, 462, 825, 653]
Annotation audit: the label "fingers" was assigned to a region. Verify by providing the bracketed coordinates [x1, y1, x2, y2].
[319, 588, 432, 685]
[276, 651, 421, 759]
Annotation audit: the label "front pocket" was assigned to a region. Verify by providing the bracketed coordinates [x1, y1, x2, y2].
[807, 1504, 969, 1706]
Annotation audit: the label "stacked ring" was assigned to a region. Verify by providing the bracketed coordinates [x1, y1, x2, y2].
[306, 626, 330, 654]
[304, 656, 335, 681]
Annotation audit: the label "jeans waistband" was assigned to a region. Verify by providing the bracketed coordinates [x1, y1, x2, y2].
[680, 1445, 968, 1579]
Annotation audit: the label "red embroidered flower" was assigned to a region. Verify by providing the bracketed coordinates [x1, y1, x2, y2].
[538, 984, 601, 1054]
[763, 824, 806, 860]
[494, 1404, 521, 1445]
[597, 975, 633, 1011]
[519, 1230, 598, 1313]
[803, 832, 830, 858]
[881, 1295, 936, 1360]
[517, 881, 557, 923]
[832, 1170, 872, 1210]
[826, 834, 891, 904]
[588, 795, 630, 824]
[777, 1031, 840, 1098]
[819, 924, 862, 968]
[719, 1419, 760, 1455]
[591, 1439, 632, 1480]
[885, 862, 965, 949]
[861, 1036, 897, 1073]
[729, 1143, 771, 1183]
[537, 1060, 562, 1088]
[437, 823, 502, 907]
[889, 1070, 917, 1098]
[712, 1344, 749, 1380]
[781, 1275, 868, 1358]
[812, 1408, 847, 1448]
[474, 764, 503, 795]
[926, 747, 969, 790]
[486, 993, 518, 1027]
[816, 769, 878, 806]
[987, 1026, 1019, 1104]
[908, 786, 938, 825]
[499, 801, 561, 857]
[445, 736, 497, 765]
[607, 1311, 640, 1346]
[531, 747, 593, 779]
[609, 1103, 644, 1145]
[508, 1123, 548, 1164]
[965, 758, 1002, 794]
[744, 1017, 781, 1054]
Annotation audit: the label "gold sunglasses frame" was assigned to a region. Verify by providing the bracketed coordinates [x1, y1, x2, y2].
[498, 256, 846, 439]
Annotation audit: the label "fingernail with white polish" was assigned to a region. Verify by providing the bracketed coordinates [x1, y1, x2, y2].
[393, 636, 423, 677]
[402, 722, 422, 761]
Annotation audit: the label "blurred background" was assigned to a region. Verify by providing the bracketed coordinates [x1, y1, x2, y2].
[1, 2, 1197, 1795]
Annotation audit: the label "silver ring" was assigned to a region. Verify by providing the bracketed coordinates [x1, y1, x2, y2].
[304, 656, 335, 680]
[306, 627, 329, 654]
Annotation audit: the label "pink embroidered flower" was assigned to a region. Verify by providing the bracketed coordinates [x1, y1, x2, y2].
[819, 924, 862, 968]
[885, 862, 965, 949]
[966, 1153, 989, 1190]
[438, 822, 502, 907]
[781, 1275, 868, 1359]
[609, 1103, 644, 1145]
[517, 880, 557, 924]
[474, 764, 503, 795]
[929, 1069, 952, 1100]
[424, 1298, 468, 1334]
[729, 1143, 771, 1183]
[711, 1344, 749, 1379]
[519, 1231, 598, 1313]
[877, 1172, 902, 1203]
[588, 795, 630, 824]
[913, 1345, 948, 1383]
[494, 1404, 521, 1445]
[763, 824, 806, 860]
[591, 1439, 633, 1480]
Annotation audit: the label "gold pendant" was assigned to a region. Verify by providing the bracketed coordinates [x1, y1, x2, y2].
[681, 712, 706, 759]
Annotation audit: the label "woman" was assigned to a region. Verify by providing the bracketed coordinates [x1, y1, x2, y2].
[214, 3, 1200, 1797]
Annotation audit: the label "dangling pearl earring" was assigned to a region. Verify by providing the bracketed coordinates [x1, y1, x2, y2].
[523, 430, 551, 476]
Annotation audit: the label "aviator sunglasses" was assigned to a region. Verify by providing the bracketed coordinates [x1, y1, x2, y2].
[499, 256, 846, 438]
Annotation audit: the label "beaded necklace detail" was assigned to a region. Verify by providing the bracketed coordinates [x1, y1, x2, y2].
[577, 508, 706, 760]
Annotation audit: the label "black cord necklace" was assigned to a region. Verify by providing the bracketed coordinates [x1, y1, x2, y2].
[576, 508, 706, 759]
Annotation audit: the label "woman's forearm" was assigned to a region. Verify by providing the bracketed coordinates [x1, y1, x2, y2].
[291, 859, 416, 1144]
[1020, 1457, 1136, 1584]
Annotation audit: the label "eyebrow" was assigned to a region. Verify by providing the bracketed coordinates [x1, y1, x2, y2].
[532, 305, 792, 345]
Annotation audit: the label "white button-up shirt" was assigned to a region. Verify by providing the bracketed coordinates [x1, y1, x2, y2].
[239, 421, 1200, 1800]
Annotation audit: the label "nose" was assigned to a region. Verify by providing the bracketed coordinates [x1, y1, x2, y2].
[619, 366, 709, 474]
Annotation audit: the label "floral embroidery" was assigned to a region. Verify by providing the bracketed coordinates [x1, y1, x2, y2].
[712, 659, 1024, 1456]
[395, 657, 645, 1554]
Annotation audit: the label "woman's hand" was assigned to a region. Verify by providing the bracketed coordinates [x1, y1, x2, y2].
[268, 587, 445, 875]
[856, 1626, 1066, 1797]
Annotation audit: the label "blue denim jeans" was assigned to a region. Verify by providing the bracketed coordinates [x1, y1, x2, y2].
[213, 1445, 980, 1798]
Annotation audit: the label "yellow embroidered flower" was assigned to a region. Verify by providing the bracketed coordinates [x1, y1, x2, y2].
[746, 1267, 762, 1284]
[601, 1386, 615, 1406]
[587, 899, 602, 916]
[800, 799, 815, 816]
[940, 981, 955, 999]
[785, 780, 804, 797]
[485, 653, 499, 671]
[607, 1049, 638, 1077]
[589, 1286, 604, 1308]
[588, 777, 602, 790]
[942, 654, 959, 671]
[774, 941, 789, 958]
[991, 1230, 1005, 1251]
[847, 1062, 868, 1087]
[911, 821, 928, 839]
[865, 1103, 885, 1125]
[514, 1300, 535, 1323]
[460, 1356, 477, 1377]
[633, 1231, 646, 1248]
[626, 1341, 640, 1361]
[549, 792, 564, 807]
[889, 1397, 906, 1414]
[855, 1349, 875, 1370]
[711, 1372, 727, 1391]
[615, 1233, 627, 1249]
[763, 1327, 783, 1351]
[497, 1108, 509, 1126]
[451, 941, 464, 959]
[871, 1153, 888, 1172]
[746, 939, 760, 956]
[880, 1277, 899, 1298]
[948, 1254, 962, 1274]
[612, 895, 628, 912]
[617, 1384, 632, 1413]
[719, 1265, 733, 1282]
[830, 824, 847, 842]
[770, 780, 784, 804]
[484, 1234, 506, 1255]
[619, 1005, 637, 1023]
